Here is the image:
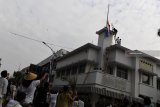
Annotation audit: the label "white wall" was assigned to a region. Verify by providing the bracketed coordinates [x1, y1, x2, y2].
[95, 71, 131, 93]
[115, 49, 134, 68]
[56, 51, 88, 68]
[139, 83, 157, 102]
[56, 48, 99, 69]
[157, 90, 160, 102]
[87, 48, 99, 63]
[108, 49, 116, 61]
[97, 32, 114, 69]
[134, 57, 158, 102]
[54, 70, 131, 96]
[53, 71, 97, 86]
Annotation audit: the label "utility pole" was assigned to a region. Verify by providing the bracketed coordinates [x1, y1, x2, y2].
[42, 42, 56, 83]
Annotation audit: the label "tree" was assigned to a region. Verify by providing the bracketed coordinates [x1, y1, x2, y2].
[13, 71, 24, 86]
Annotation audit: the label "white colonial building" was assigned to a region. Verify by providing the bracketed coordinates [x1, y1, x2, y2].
[49, 27, 160, 107]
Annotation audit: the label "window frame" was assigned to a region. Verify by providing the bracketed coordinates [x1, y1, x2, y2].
[141, 73, 153, 86]
[78, 63, 86, 74]
[157, 79, 160, 90]
[116, 67, 128, 80]
[106, 66, 114, 75]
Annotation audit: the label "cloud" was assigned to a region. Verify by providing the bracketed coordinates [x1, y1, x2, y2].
[0, 0, 160, 74]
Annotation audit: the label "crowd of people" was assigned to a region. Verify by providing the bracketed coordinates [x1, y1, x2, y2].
[0, 70, 84, 107]
[0, 70, 155, 107]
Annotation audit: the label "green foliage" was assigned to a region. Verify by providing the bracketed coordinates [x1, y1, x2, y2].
[13, 71, 24, 85]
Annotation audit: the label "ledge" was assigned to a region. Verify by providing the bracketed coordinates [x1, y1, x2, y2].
[138, 68, 157, 76]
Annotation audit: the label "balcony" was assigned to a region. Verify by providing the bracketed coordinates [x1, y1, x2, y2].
[53, 70, 131, 93]
[100, 73, 131, 93]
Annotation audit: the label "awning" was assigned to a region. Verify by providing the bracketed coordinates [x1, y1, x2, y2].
[53, 85, 141, 102]
[108, 61, 134, 70]
[138, 68, 157, 76]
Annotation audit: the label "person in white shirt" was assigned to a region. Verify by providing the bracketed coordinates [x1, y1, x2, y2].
[72, 100, 78, 107]
[6, 91, 26, 107]
[72, 97, 84, 107]
[77, 99, 84, 107]
[18, 72, 48, 104]
[47, 90, 58, 107]
[10, 80, 17, 99]
[0, 70, 8, 107]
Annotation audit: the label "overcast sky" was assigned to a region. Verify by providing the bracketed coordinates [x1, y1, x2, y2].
[0, 0, 160, 74]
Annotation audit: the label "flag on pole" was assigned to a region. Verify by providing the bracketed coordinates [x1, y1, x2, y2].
[105, 4, 110, 37]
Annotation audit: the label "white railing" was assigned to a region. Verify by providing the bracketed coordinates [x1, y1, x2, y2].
[100, 72, 131, 92]
[53, 70, 131, 93]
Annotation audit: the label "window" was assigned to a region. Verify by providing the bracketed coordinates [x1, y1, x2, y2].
[78, 64, 86, 74]
[71, 66, 77, 75]
[142, 73, 150, 85]
[106, 67, 113, 75]
[142, 73, 153, 85]
[117, 67, 128, 79]
[56, 71, 61, 78]
[66, 68, 71, 76]
[157, 80, 160, 90]
[139, 60, 153, 72]
[61, 69, 66, 77]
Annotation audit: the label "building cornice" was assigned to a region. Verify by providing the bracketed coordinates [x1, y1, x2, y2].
[138, 68, 157, 76]
[108, 61, 134, 70]
[57, 43, 100, 61]
[56, 59, 98, 71]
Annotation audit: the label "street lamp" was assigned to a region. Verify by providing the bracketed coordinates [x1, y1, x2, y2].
[42, 42, 56, 82]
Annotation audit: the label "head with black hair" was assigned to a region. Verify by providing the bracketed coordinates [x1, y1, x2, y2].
[122, 97, 129, 107]
[144, 97, 151, 105]
[1, 70, 7, 78]
[15, 91, 26, 103]
[22, 79, 33, 88]
[63, 85, 69, 92]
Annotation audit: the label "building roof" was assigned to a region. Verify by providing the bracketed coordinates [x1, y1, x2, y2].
[37, 55, 52, 66]
[106, 44, 160, 64]
[57, 43, 101, 61]
[96, 27, 107, 35]
[96, 27, 112, 35]
[106, 44, 131, 51]
[134, 50, 160, 62]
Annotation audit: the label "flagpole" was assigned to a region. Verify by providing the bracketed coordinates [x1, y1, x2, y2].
[106, 4, 110, 27]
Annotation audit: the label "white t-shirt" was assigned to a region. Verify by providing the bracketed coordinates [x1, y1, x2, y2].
[72, 101, 78, 107]
[0, 77, 8, 98]
[72, 100, 84, 107]
[19, 80, 40, 103]
[10, 85, 16, 92]
[6, 100, 22, 107]
[50, 93, 58, 103]
[78, 100, 84, 107]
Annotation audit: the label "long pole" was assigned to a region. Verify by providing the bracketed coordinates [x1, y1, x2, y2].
[42, 42, 55, 54]
[106, 4, 110, 28]
[42, 42, 56, 82]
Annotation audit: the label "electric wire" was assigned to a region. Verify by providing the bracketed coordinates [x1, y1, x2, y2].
[9, 32, 74, 50]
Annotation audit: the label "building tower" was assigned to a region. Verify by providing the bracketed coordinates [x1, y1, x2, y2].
[96, 27, 115, 71]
